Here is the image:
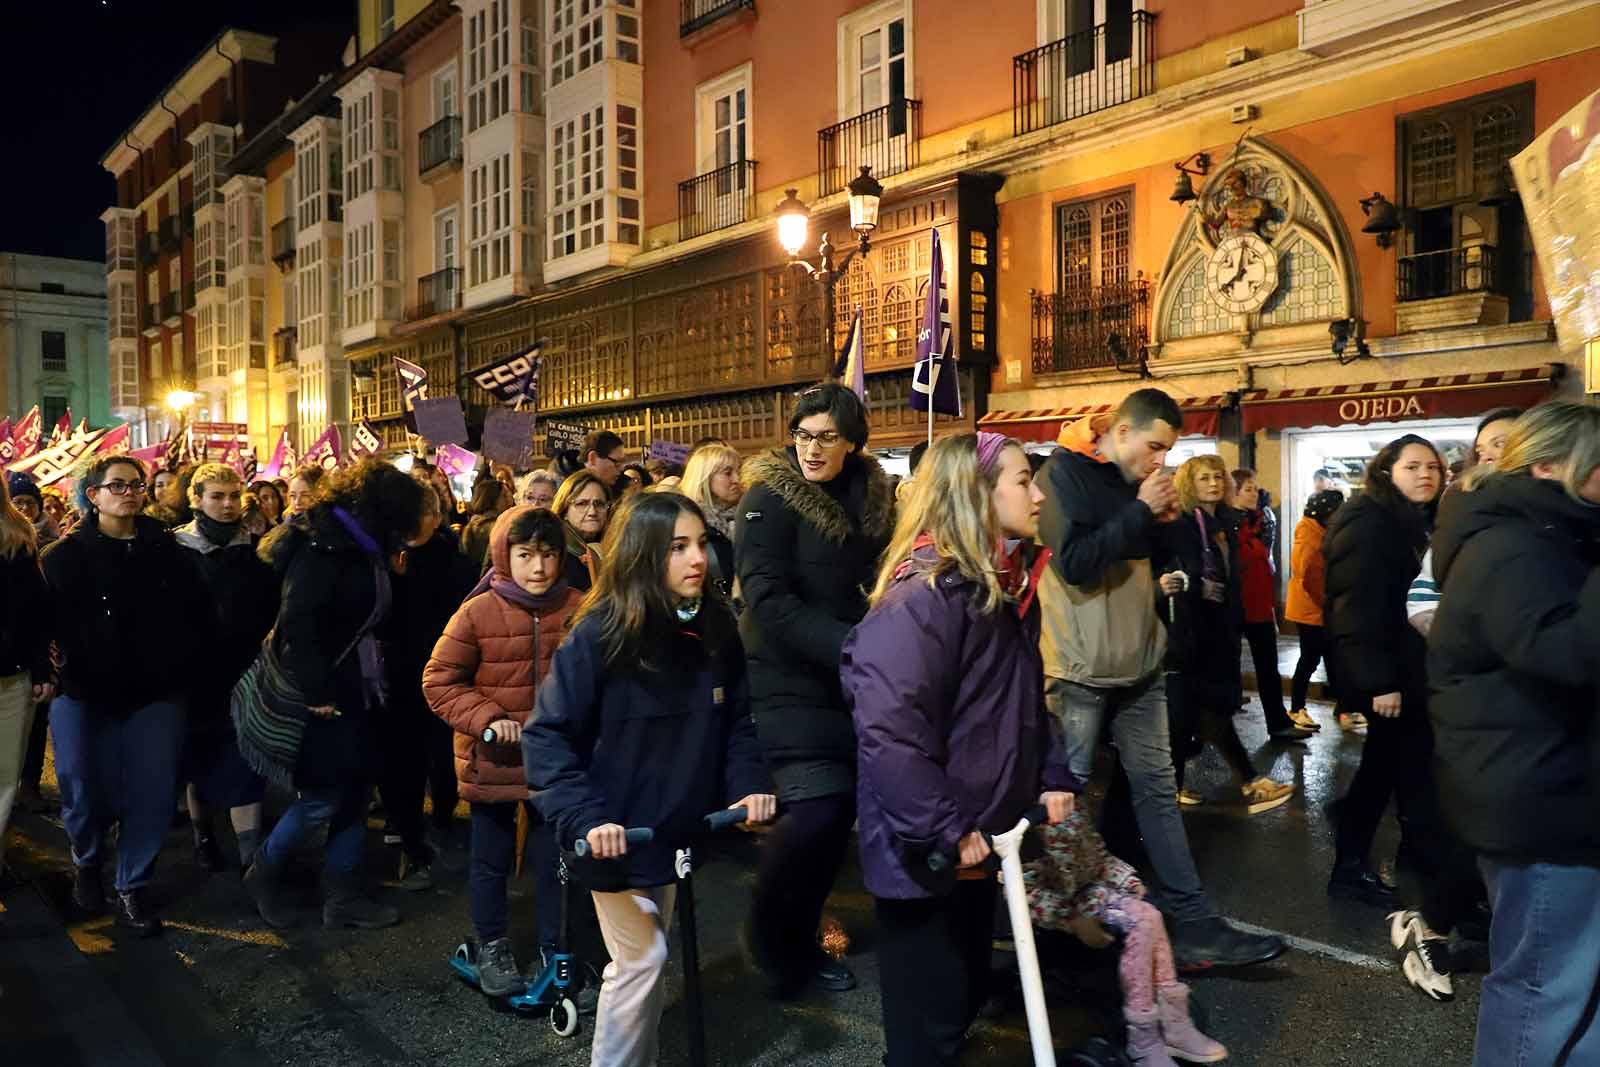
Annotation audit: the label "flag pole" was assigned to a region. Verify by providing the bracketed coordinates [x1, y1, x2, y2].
[926, 365, 934, 449]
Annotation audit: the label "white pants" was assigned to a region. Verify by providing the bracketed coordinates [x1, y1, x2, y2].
[0, 673, 37, 876]
[589, 884, 678, 1067]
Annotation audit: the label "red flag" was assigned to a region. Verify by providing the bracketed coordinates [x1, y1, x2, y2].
[94, 423, 131, 456]
[48, 411, 72, 447]
[0, 417, 13, 467]
[13, 407, 42, 460]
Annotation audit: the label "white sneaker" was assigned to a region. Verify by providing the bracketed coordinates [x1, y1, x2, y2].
[1388, 910, 1454, 1002]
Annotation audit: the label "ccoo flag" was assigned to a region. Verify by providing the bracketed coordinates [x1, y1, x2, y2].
[304, 425, 343, 472]
[468, 342, 544, 406]
[13, 406, 42, 461]
[832, 305, 866, 401]
[911, 227, 961, 417]
[351, 419, 383, 458]
[394, 356, 429, 410]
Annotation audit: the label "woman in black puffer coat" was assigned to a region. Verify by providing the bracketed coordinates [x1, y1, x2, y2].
[737, 383, 894, 997]
[1323, 433, 1482, 1002]
[241, 460, 428, 932]
[1429, 403, 1600, 1062]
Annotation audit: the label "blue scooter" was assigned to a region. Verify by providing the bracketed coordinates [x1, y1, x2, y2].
[449, 800, 652, 1037]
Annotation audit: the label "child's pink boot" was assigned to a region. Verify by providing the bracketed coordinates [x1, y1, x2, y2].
[1157, 983, 1228, 1062]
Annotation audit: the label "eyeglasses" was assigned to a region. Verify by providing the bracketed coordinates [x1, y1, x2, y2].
[792, 428, 843, 449]
[571, 499, 608, 511]
[93, 480, 147, 496]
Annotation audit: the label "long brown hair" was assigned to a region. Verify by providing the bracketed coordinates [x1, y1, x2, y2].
[0, 474, 38, 560]
[570, 491, 734, 670]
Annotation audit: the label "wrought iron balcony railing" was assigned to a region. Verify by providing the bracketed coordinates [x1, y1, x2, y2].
[1397, 245, 1501, 302]
[419, 116, 463, 177]
[678, 160, 758, 242]
[1030, 278, 1151, 375]
[1014, 12, 1155, 136]
[680, 0, 753, 36]
[157, 216, 180, 252]
[417, 267, 463, 318]
[818, 99, 920, 198]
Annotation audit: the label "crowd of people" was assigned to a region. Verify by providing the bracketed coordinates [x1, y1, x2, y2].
[0, 382, 1596, 1067]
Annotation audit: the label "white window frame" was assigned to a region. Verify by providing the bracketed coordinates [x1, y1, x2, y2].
[693, 63, 753, 179]
[433, 60, 459, 121]
[434, 205, 460, 272]
[836, 0, 912, 122]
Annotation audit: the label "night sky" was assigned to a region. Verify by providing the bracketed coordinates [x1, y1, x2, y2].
[2, 1, 350, 264]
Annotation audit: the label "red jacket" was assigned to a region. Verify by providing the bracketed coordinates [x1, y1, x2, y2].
[1236, 510, 1276, 624]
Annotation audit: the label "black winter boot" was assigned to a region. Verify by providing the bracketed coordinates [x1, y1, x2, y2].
[322, 872, 399, 930]
[243, 855, 298, 929]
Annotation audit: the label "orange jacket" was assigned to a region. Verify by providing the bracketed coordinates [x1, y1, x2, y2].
[1284, 515, 1327, 627]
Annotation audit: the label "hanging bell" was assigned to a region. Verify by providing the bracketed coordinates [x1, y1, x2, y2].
[1170, 169, 1198, 204]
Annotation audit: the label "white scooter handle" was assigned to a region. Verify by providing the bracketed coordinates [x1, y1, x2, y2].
[991, 810, 1057, 1067]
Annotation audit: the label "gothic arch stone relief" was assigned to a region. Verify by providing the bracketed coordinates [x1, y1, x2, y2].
[1152, 137, 1361, 358]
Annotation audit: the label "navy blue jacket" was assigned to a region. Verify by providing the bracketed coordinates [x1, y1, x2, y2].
[523, 607, 771, 888]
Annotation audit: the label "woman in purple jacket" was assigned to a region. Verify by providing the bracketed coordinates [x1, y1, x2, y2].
[841, 432, 1075, 1067]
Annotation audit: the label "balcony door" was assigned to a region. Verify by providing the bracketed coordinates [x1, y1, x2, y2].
[1050, 192, 1133, 371]
[839, 1, 912, 177]
[433, 62, 458, 122]
[432, 207, 460, 314]
[1038, 0, 1142, 119]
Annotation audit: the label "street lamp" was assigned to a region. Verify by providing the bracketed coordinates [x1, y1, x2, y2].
[775, 166, 885, 368]
[165, 389, 198, 412]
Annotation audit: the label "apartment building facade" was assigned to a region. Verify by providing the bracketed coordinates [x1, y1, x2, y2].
[0, 254, 110, 430]
[98, 26, 347, 452]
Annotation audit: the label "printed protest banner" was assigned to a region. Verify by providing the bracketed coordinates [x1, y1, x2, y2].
[543, 419, 592, 458]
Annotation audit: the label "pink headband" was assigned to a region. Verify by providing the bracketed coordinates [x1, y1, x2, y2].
[976, 431, 1010, 473]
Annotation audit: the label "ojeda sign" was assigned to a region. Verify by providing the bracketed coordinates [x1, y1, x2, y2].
[1337, 394, 1427, 424]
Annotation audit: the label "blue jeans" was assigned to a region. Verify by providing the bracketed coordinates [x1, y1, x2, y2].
[259, 783, 367, 876]
[1475, 858, 1600, 1067]
[1044, 673, 1213, 923]
[52, 696, 185, 892]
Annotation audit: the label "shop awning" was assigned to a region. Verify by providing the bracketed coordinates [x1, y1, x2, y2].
[1239, 365, 1563, 433]
[977, 395, 1228, 443]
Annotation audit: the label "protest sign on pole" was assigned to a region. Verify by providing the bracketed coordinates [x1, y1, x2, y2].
[543, 420, 593, 458]
[647, 440, 692, 467]
[483, 408, 538, 468]
[412, 396, 470, 446]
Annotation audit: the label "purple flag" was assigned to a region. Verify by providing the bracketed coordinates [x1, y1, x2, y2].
[833, 305, 866, 401]
[434, 442, 477, 478]
[351, 419, 384, 459]
[911, 228, 961, 417]
[304, 425, 343, 472]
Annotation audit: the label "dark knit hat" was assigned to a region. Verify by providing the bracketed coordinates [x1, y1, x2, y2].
[1304, 488, 1343, 524]
[7, 471, 42, 506]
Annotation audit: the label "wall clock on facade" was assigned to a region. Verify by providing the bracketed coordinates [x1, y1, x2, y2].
[1205, 233, 1280, 314]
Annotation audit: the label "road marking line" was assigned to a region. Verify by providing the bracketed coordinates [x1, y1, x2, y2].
[1230, 919, 1396, 972]
[164, 919, 290, 949]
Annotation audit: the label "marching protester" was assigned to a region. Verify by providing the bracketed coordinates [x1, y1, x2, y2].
[0, 472, 53, 885]
[9, 472, 60, 548]
[285, 464, 324, 518]
[1284, 489, 1350, 730]
[147, 464, 197, 529]
[40, 486, 77, 535]
[554, 469, 611, 590]
[1231, 469, 1305, 740]
[460, 474, 510, 571]
[738, 383, 894, 997]
[841, 432, 1075, 1066]
[524, 491, 775, 1067]
[42, 456, 209, 935]
[1405, 407, 1522, 637]
[581, 430, 629, 490]
[239, 459, 429, 931]
[380, 482, 478, 889]
[172, 464, 279, 873]
[250, 479, 286, 527]
[1037, 387, 1284, 970]
[519, 468, 560, 510]
[1429, 402, 1600, 1056]
[680, 441, 743, 599]
[1163, 454, 1295, 814]
[150, 467, 178, 512]
[424, 506, 585, 996]
[1322, 431, 1479, 1000]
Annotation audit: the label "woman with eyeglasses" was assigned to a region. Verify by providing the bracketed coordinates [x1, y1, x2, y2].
[553, 470, 612, 592]
[738, 382, 895, 998]
[40, 456, 209, 936]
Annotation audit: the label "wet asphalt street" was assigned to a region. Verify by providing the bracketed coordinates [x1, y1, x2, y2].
[0, 689, 1482, 1067]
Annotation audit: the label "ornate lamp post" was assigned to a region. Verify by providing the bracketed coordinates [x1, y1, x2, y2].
[774, 165, 884, 366]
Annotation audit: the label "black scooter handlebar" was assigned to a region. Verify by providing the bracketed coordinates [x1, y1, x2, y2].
[705, 807, 749, 832]
[574, 827, 654, 857]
